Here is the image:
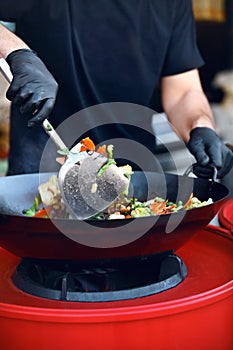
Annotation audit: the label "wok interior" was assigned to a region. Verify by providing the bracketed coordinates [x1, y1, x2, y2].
[0, 171, 229, 218]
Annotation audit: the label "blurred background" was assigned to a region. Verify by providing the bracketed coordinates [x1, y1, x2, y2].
[0, 0, 233, 186]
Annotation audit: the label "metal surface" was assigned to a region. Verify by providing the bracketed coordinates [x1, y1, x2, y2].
[58, 151, 129, 220]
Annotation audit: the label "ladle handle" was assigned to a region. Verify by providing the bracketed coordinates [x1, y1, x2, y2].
[0, 57, 67, 151]
[184, 163, 218, 182]
[41, 119, 67, 151]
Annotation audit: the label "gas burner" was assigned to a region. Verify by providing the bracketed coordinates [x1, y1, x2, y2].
[12, 253, 187, 302]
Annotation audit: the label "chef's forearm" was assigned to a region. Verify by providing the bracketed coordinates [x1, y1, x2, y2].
[0, 23, 29, 58]
[165, 89, 215, 142]
[161, 69, 215, 142]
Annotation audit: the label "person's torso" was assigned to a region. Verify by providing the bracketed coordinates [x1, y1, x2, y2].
[0, 0, 202, 174]
[15, 0, 177, 118]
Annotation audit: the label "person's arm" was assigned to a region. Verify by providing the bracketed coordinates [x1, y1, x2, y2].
[161, 69, 233, 178]
[0, 23, 58, 127]
[161, 69, 214, 141]
[0, 23, 29, 57]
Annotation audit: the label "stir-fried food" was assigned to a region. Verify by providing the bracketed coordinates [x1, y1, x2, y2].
[24, 175, 213, 220]
[24, 137, 213, 219]
[97, 192, 213, 220]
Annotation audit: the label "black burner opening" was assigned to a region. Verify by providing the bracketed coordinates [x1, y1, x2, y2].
[12, 252, 187, 302]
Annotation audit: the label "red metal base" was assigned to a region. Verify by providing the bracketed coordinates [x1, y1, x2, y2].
[218, 197, 233, 231]
[0, 226, 232, 350]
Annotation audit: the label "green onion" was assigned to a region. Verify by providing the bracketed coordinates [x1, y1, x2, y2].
[24, 193, 42, 217]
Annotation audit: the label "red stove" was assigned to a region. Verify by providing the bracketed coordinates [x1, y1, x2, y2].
[0, 225, 232, 350]
[0, 171, 232, 349]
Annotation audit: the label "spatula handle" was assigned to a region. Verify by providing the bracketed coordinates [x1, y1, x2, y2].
[0, 57, 67, 151]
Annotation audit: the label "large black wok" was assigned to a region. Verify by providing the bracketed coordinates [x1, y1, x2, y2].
[0, 171, 229, 261]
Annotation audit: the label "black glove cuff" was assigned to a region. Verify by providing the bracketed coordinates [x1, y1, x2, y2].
[189, 126, 217, 139]
[6, 49, 37, 64]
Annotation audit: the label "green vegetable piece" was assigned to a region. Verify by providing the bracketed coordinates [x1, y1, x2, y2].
[107, 144, 114, 159]
[97, 159, 116, 176]
[57, 148, 70, 156]
[24, 193, 42, 217]
[131, 207, 153, 218]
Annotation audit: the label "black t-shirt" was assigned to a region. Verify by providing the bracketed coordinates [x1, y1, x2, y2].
[0, 0, 204, 174]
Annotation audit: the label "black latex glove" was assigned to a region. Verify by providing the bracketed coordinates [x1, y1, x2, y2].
[187, 127, 233, 179]
[6, 49, 58, 127]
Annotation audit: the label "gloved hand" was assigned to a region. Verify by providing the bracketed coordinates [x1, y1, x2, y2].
[6, 49, 58, 127]
[187, 127, 233, 179]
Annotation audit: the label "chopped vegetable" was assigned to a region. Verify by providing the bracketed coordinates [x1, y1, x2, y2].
[97, 159, 117, 177]
[131, 207, 153, 218]
[96, 144, 108, 157]
[183, 193, 194, 209]
[107, 144, 114, 159]
[38, 175, 61, 206]
[24, 193, 42, 217]
[34, 207, 52, 218]
[80, 137, 95, 152]
[108, 213, 126, 220]
[57, 148, 70, 156]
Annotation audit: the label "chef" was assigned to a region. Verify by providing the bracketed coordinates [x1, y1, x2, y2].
[0, 0, 232, 177]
